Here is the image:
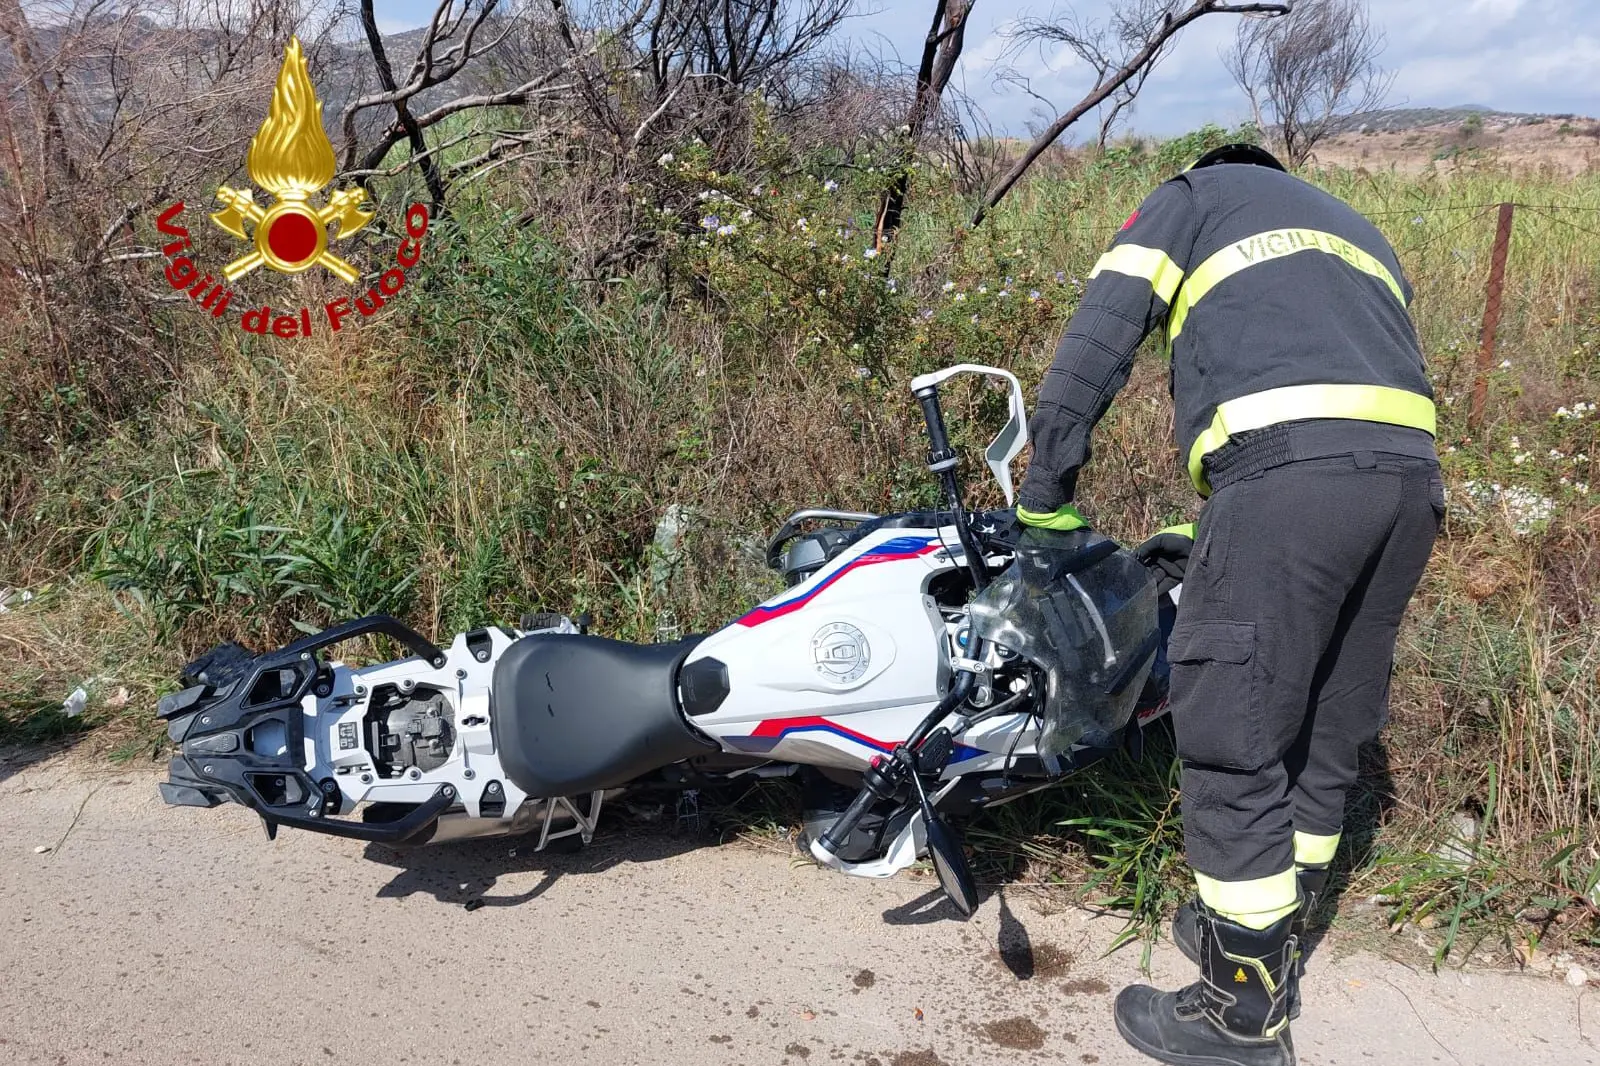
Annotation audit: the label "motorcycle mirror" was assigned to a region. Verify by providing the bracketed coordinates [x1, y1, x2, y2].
[906, 364, 1030, 506]
[924, 816, 979, 918]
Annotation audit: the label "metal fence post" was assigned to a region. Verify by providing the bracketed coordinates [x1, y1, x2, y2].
[1468, 202, 1516, 433]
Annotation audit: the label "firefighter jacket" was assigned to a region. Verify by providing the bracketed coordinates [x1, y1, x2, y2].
[1018, 163, 1437, 511]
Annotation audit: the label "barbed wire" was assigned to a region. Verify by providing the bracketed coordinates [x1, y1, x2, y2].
[889, 197, 1600, 278]
[1395, 206, 1501, 255]
[1515, 204, 1600, 244]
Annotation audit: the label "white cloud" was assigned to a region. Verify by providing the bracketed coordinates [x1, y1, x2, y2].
[929, 0, 1600, 134]
[377, 0, 1600, 135]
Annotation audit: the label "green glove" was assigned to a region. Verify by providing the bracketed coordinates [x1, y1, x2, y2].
[1017, 505, 1089, 532]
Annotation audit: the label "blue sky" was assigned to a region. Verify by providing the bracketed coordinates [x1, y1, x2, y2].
[375, 0, 1600, 136]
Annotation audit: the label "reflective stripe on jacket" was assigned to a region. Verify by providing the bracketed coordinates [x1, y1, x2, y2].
[1018, 164, 1435, 506]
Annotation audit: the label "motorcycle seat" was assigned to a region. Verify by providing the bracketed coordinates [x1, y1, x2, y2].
[490, 633, 716, 798]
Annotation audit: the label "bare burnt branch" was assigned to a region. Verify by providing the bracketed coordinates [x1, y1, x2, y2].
[353, 0, 448, 208]
[872, 0, 972, 252]
[973, 0, 1289, 227]
[1225, 0, 1391, 166]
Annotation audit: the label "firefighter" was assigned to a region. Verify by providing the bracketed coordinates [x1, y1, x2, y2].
[1015, 144, 1443, 1066]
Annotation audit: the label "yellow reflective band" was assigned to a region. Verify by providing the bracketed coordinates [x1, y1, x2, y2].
[1194, 868, 1299, 930]
[1090, 244, 1185, 306]
[1017, 505, 1087, 531]
[1157, 522, 1197, 541]
[1167, 228, 1408, 348]
[1187, 384, 1437, 495]
[1294, 831, 1340, 868]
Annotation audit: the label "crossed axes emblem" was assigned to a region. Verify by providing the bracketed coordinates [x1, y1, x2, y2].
[211, 186, 372, 283]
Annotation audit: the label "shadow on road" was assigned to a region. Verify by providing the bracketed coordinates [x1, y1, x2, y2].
[360, 809, 739, 910]
[0, 729, 101, 789]
[881, 887, 969, 926]
[995, 891, 1037, 978]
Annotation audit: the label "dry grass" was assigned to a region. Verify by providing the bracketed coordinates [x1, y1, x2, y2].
[2, 126, 1598, 952]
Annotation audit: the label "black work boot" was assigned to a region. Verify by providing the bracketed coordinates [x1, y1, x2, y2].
[1171, 866, 1329, 1019]
[1116, 906, 1299, 1066]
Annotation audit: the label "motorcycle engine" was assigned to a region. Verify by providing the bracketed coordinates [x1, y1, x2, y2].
[364, 685, 456, 777]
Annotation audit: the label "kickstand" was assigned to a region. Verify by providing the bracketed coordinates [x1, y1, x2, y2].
[676, 789, 701, 834]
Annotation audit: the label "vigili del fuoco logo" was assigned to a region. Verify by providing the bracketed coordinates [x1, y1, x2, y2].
[155, 37, 427, 338]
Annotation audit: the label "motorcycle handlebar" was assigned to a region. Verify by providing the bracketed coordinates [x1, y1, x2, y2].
[816, 670, 981, 857]
[915, 386, 955, 467]
[816, 779, 881, 855]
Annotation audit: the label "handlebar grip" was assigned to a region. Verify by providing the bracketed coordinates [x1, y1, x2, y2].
[816, 783, 879, 855]
[915, 387, 954, 465]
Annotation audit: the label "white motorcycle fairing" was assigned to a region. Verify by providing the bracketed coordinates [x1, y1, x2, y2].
[155, 363, 1175, 895]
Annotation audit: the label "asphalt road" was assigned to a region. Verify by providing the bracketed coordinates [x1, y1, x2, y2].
[1, 754, 1594, 1066]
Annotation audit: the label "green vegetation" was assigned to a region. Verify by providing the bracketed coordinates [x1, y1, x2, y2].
[3, 121, 1598, 959]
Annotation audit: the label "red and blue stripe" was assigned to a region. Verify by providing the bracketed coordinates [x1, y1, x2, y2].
[736, 535, 941, 628]
[730, 715, 983, 763]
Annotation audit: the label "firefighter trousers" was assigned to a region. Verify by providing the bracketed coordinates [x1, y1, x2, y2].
[1168, 450, 1443, 921]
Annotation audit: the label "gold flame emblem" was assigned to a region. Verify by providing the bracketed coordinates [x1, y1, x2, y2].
[211, 37, 372, 282]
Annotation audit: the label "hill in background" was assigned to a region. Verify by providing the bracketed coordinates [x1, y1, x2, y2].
[1315, 105, 1600, 173]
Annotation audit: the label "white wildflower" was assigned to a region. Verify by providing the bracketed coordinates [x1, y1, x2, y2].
[953, 292, 966, 302]
[657, 152, 675, 165]
[716, 223, 737, 237]
[823, 179, 839, 192]
[863, 247, 879, 259]
[1459, 480, 1557, 535]
[941, 280, 955, 292]
[1500, 359, 1513, 369]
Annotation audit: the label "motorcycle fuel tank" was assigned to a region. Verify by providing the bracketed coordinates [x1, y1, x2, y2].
[682, 531, 954, 771]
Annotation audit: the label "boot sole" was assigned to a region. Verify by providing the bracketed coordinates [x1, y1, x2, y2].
[1115, 1011, 1292, 1066]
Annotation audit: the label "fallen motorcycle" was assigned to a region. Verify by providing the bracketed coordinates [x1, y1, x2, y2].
[157, 363, 1181, 916]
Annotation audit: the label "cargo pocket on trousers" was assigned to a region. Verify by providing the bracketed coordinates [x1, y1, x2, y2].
[1167, 619, 1264, 771]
